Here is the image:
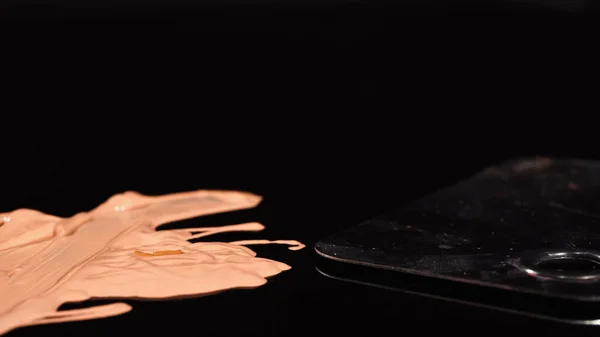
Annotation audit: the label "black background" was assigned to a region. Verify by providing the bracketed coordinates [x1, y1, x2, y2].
[1, 0, 600, 336]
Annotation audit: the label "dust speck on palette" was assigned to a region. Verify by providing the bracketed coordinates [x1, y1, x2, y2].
[0, 190, 304, 335]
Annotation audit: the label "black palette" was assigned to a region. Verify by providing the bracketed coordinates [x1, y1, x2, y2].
[316, 157, 600, 324]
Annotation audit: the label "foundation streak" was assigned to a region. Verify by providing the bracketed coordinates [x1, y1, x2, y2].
[0, 190, 303, 335]
[230, 240, 306, 251]
[134, 250, 184, 257]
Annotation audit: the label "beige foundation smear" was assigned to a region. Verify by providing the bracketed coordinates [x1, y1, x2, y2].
[0, 190, 304, 335]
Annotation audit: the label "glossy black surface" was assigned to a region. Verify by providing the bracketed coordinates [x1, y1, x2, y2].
[314, 253, 600, 323]
[315, 158, 600, 323]
[317, 158, 600, 301]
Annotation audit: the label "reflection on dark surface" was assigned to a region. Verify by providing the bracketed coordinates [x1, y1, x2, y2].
[314, 253, 600, 324]
[316, 158, 600, 308]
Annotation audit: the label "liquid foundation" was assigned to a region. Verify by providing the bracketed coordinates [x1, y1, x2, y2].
[0, 190, 303, 335]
